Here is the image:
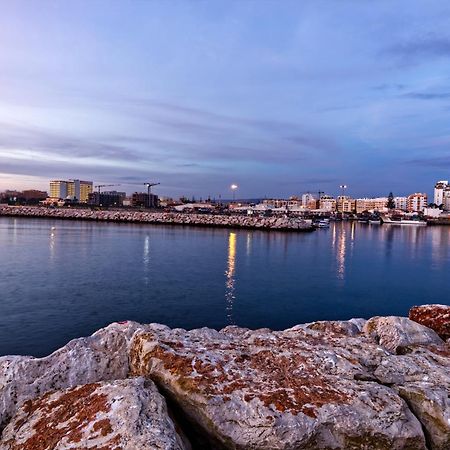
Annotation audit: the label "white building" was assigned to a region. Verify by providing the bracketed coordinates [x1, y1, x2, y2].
[394, 197, 408, 211]
[319, 195, 336, 211]
[407, 193, 428, 213]
[444, 189, 450, 211]
[434, 180, 448, 206]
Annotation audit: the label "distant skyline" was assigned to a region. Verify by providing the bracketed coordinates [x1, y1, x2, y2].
[1, 0, 450, 198]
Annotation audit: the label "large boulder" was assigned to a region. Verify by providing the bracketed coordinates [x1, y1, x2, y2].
[409, 305, 450, 341]
[0, 321, 144, 430]
[374, 343, 450, 450]
[129, 323, 425, 450]
[0, 377, 189, 450]
[363, 316, 443, 353]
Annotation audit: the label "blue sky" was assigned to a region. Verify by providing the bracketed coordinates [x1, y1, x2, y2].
[1, 0, 449, 199]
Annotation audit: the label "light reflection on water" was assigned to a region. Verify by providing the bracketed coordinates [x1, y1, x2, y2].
[0, 218, 449, 357]
[225, 232, 237, 324]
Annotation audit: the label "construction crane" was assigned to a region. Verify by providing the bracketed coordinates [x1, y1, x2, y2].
[144, 182, 160, 208]
[143, 182, 160, 195]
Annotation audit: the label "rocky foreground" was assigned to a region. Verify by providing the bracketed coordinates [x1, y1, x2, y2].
[0, 206, 314, 232]
[0, 305, 449, 450]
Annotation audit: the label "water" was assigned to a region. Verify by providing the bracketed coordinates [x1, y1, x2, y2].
[0, 217, 449, 357]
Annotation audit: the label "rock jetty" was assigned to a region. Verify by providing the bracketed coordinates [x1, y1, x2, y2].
[0, 305, 449, 449]
[0, 206, 314, 232]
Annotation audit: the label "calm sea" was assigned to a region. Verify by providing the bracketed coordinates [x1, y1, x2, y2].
[0, 217, 449, 357]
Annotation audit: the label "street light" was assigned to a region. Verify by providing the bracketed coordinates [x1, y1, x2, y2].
[231, 184, 238, 202]
[339, 184, 347, 197]
[339, 184, 347, 214]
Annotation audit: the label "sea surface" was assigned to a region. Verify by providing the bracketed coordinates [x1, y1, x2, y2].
[0, 217, 449, 357]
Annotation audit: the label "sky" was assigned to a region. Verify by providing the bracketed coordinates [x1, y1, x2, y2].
[1, 0, 450, 199]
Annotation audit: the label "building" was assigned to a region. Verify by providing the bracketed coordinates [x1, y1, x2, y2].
[434, 180, 448, 206]
[49, 179, 93, 202]
[301, 193, 317, 208]
[407, 193, 428, 212]
[319, 195, 336, 211]
[336, 196, 356, 213]
[132, 192, 159, 208]
[88, 191, 126, 207]
[50, 180, 68, 199]
[444, 189, 450, 211]
[394, 197, 408, 211]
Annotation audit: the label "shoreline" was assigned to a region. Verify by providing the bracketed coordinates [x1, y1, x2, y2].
[0, 205, 315, 232]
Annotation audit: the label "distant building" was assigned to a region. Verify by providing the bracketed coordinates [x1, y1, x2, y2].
[443, 189, 450, 211]
[355, 197, 387, 214]
[434, 180, 448, 206]
[319, 195, 336, 211]
[132, 192, 159, 208]
[394, 196, 408, 211]
[49, 179, 93, 202]
[301, 193, 317, 209]
[407, 193, 428, 212]
[88, 191, 126, 207]
[336, 196, 355, 213]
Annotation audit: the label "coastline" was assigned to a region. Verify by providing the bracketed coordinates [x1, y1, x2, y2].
[0, 205, 315, 232]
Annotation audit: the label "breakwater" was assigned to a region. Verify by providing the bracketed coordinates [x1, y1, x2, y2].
[0, 305, 449, 449]
[0, 205, 314, 231]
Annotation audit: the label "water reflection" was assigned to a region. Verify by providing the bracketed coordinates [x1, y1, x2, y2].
[143, 235, 150, 285]
[225, 232, 237, 324]
[336, 225, 346, 280]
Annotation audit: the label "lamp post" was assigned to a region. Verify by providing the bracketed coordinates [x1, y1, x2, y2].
[231, 184, 238, 202]
[339, 184, 347, 213]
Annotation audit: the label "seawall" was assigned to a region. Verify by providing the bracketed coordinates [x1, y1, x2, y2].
[0, 205, 314, 232]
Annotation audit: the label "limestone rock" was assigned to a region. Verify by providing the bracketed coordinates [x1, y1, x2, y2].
[130, 324, 425, 450]
[363, 316, 443, 353]
[0, 321, 145, 430]
[409, 304, 450, 341]
[374, 343, 450, 450]
[0, 377, 189, 450]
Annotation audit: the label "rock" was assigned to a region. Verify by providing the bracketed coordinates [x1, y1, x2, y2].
[409, 304, 450, 341]
[363, 316, 443, 354]
[0, 321, 145, 430]
[130, 324, 425, 450]
[374, 343, 450, 450]
[0, 377, 189, 450]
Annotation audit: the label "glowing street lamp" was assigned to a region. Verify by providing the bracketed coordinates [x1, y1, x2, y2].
[231, 184, 238, 201]
[339, 184, 347, 197]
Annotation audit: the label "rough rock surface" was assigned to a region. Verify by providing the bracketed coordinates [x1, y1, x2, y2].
[363, 316, 443, 353]
[409, 304, 450, 341]
[1, 312, 450, 449]
[0, 321, 144, 430]
[374, 343, 450, 450]
[130, 323, 426, 449]
[0, 377, 188, 450]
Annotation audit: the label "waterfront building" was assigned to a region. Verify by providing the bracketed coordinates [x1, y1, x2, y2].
[319, 195, 336, 211]
[132, 192, 159, 208]
[434, 180, 449, 206]
[407, 193, 428, 212]
[394, 197, 408, 211]
[49, 179, 93, 202]
[301, 193, 317, 209]
[336, 196, 356, 213]
[88, 191, 126, 207]
[50, 180, 68, 199]
[444, 188, 450, 211]
[355, 197, 387, 214]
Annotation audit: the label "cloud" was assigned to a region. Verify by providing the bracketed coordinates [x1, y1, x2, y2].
[401, 92, 450, 100]
[406, 155, 450, 167]
[384, 35, 450, 63]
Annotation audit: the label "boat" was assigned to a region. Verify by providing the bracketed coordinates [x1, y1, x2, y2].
[381, 216, 427, 226]
[369, 219, 381, 225]
[314, 220, 330, 228]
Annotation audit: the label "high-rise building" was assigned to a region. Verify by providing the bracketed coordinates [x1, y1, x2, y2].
[434, 180, 448, 206]
[443, 188, 450, 211]
[407, 193, 428, 212]
[49, 180, 68, 199]
[50, 179, 93, 202]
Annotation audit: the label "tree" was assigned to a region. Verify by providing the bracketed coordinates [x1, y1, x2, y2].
[387, 192, 395, 209]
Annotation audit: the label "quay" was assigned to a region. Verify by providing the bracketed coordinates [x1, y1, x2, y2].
[0, 205, 314, 232]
